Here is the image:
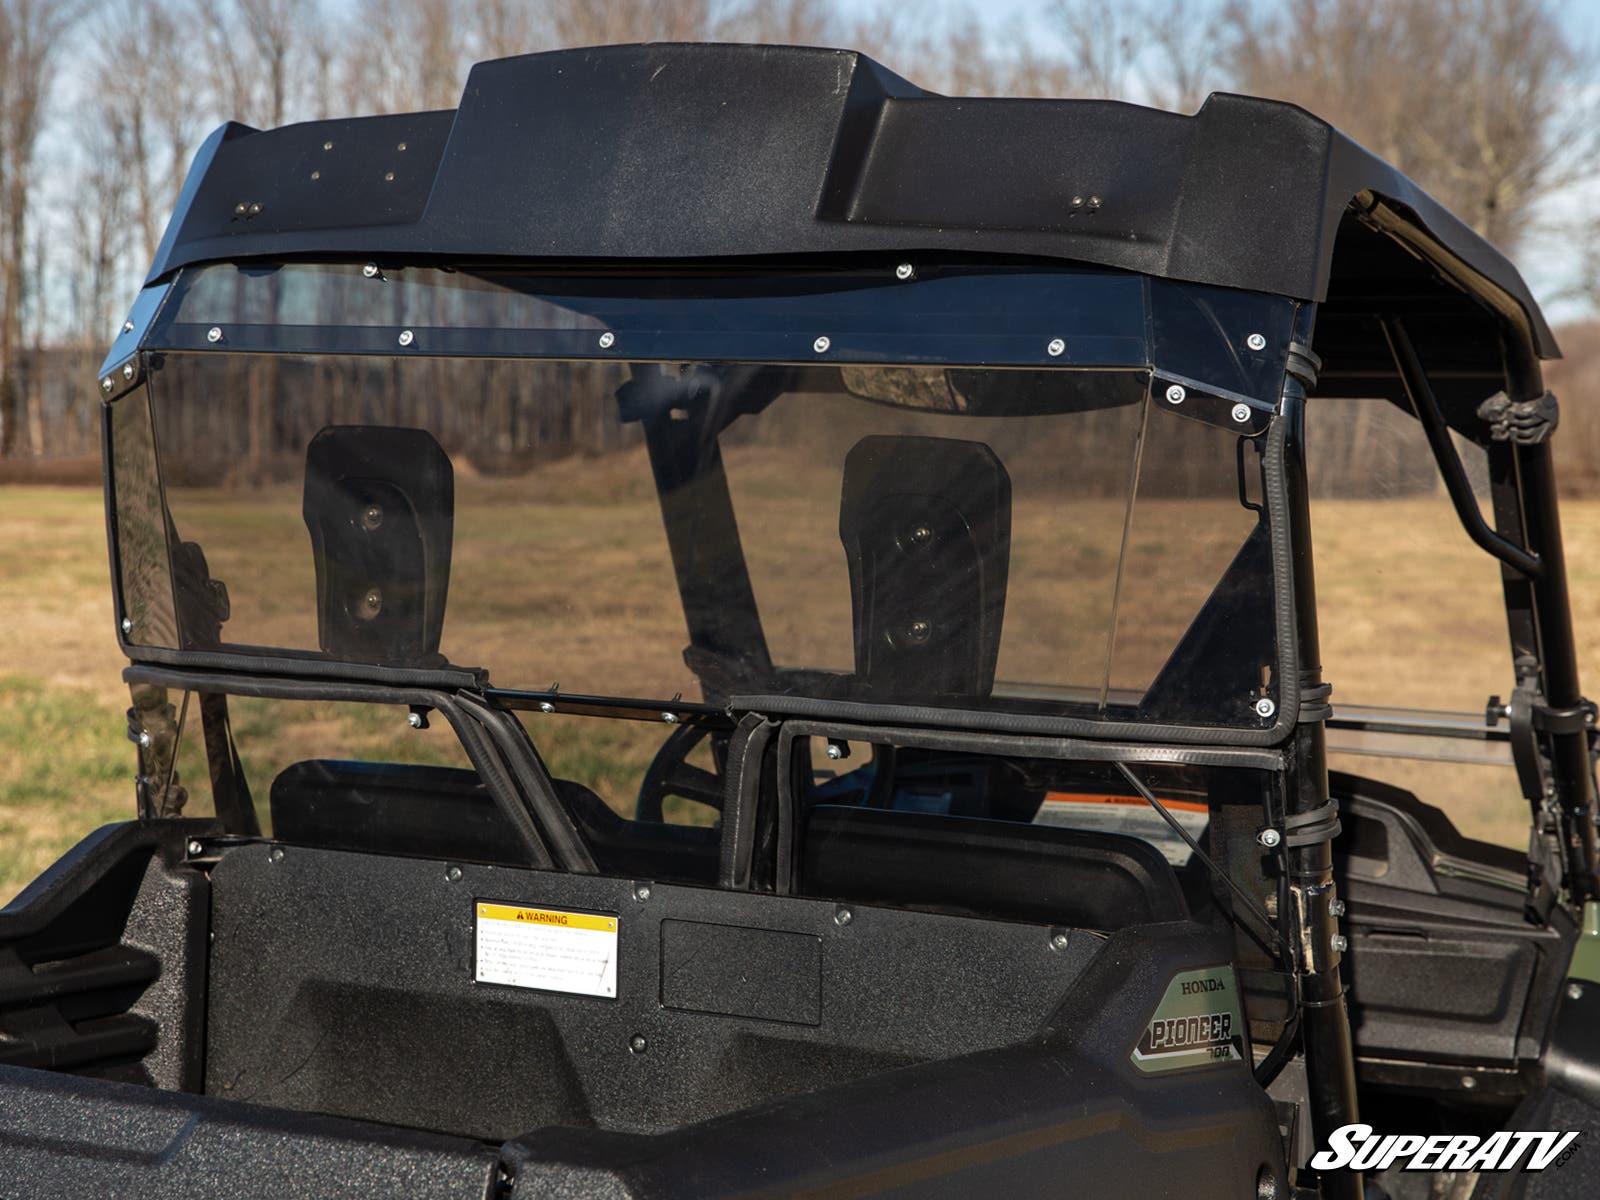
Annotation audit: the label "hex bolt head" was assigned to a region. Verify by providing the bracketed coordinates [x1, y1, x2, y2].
[445, 865, 462, 882]
[634, 884, 651, 902]
[1330, 933, 1349, 952]
[136, 730, 153, 748]
[187, 839, 204, 856]
[1570, 982, 1585, 1001]
[895, 262, 915, 280]
[1050, 931, 1070, 951]
[1231, 403, 1252, 424]
[1257, 827, 1282, 849]
[834, 905, 853, 926]
[1255, 696, 1277, 719]
[598, 331, 616, 349]
[122, 363, 135, 381]
[629, 1034, 648, 1054]
[813, 335, 831, 353]
[1329, 898, 1346, 917]
[1165, 384, 1186, 404]
[397, 329, 414, 347]
[1046, 337, 1066, 357]
[268, 846, 285, 864]
[102, 377, 114, 393]
[538, 701, 556, 714]
[362, 263, 380, 278]
[1246, 332, 1267, 351]
[121, 617, 133, 634]
[123, 320, 135, 333]
[206, 326, 223, 343]
[660, 711, 679, 724]
[407, 711, 424, 729]
[825, 741, 845, 760]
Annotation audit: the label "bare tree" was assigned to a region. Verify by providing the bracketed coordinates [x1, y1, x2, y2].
[190, 0, 325, 130]
[1218, 0, 1594, 256]
[0, 0, 89, 456]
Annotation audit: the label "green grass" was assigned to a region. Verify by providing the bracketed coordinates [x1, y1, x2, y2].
[0, 676, 139, 897]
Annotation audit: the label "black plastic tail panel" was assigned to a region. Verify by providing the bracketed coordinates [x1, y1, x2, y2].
[0, 822, 211, 1087]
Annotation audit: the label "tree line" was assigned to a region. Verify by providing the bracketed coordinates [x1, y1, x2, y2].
[2, 0, 1598, 489]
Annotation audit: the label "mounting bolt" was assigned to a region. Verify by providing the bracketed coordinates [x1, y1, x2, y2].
[122, 363, 135, 381]
[598, 331, 615, 349]
[1231, 403, 1252, 424]
[1086, 195, 1102, 210]
[445, 865, 462, 882]
[102, 377, 114, 393]
[1046, 337, 1066, 357]
[660, 711, 679, 724]
[206, 326, 223, 343]
[1257, 827, 1282, 849]
[186, 839, 204, 856]
[1254, 697, 1277, 719]
[629, 1034, 648, 1054]
[1569, 982, 1585, 1001]
[268, 846, 285, 864]
[895, 262, 915, 280]
[1460, 1074, 1477, 1090]
[136, 730, 153, 748]
[825, 741, 846, 760]
[813, 335, 831, 354]
[1330, 933, 1348, 952]
[1165, 384, 1186, 404]
[634, 884, 651, 902]
[1246, 332, 1267, 351]
[1329, 898, 1346, 917]
[537, 701, 556, 714]
[834, 905, 853, 926]
[121, 617, 133, 634]
[397, 329, 414, 347]
[123, 320, 135, 333]
[407, 711, 425, 729]
[1049, 931, 1070, 951]
[362, 263, 380, 278]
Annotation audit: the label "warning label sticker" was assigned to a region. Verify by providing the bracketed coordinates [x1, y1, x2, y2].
[474, 902, 618, 998]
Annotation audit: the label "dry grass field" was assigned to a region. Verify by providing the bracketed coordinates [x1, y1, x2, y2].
[5, 459, 1600, 902]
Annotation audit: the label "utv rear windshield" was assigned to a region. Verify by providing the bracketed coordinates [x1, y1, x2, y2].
[112, 262, 1294, 729]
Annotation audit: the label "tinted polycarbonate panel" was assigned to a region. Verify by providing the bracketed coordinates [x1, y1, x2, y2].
[126, 351, 1275, 726]
[110, 389, 178, 648]
[149, 262, 1297, 403]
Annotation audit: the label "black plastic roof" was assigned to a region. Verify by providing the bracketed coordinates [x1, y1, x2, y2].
[144, 42, 1557, 361]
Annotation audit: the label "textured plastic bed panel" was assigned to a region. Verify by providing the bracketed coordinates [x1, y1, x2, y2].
[203, 843, 1103, 1139]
